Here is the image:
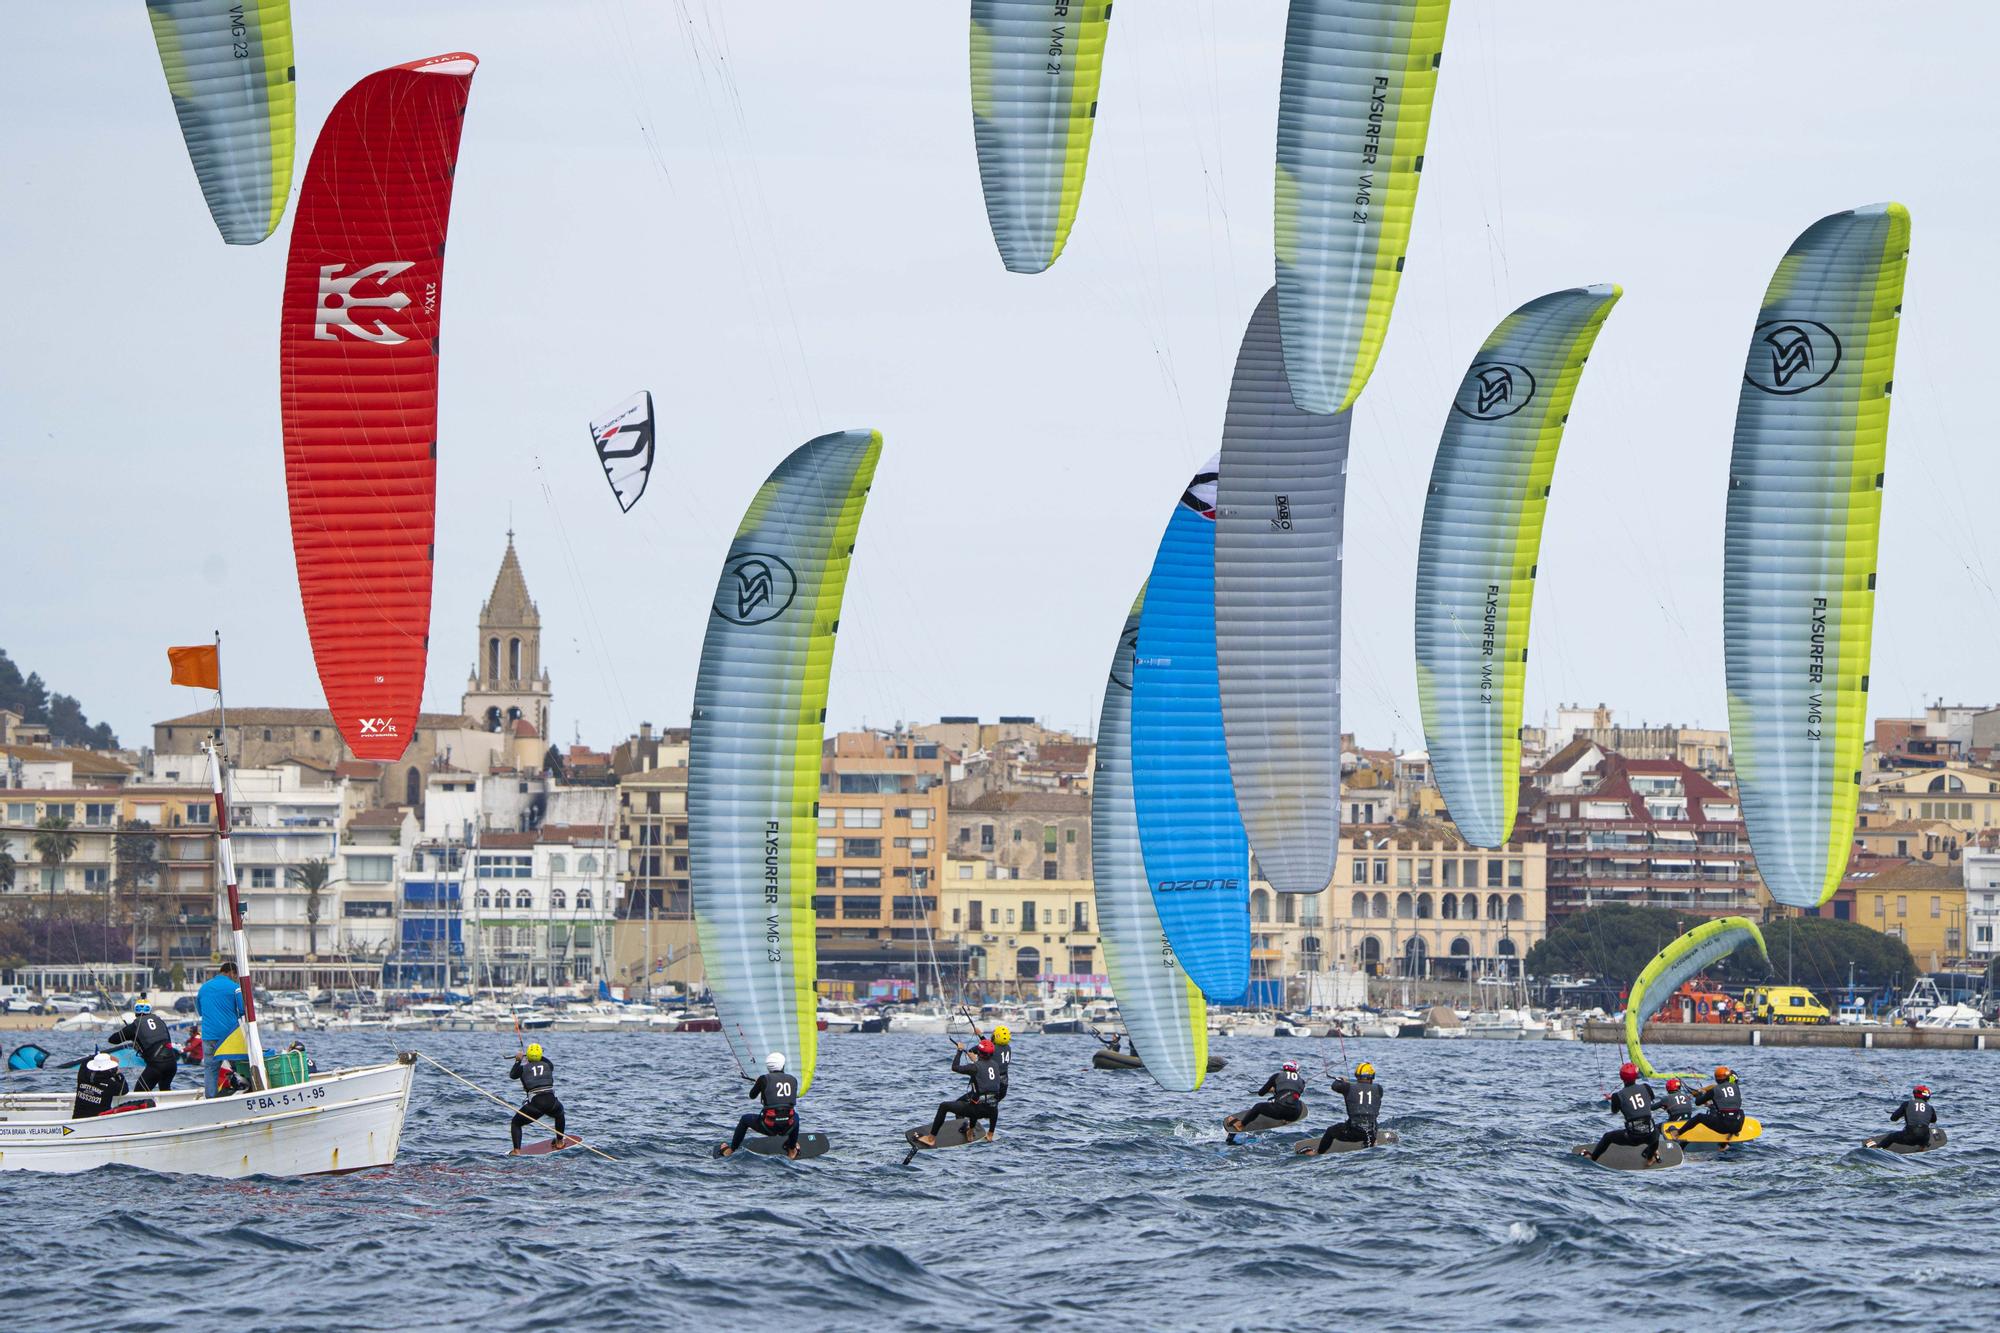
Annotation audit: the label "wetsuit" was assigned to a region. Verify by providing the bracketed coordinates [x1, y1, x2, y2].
[1687, 1078, 1745, 1137]
[930, 1048, 1004, 1137]
[1590, 1083, 1662, 1161]
[1241, 1070, 1308, 1127]
[731, 1071, 801, 1152]
[1656, 1088, 1697, 1127]
[1880, 1097, 1938, 1149]
[72, 1062, 128, 1119]
[1317, 1076, 1383, 1151]
[993, 1043, 1012, 1102]
[508, 1055, 566, 1150]
[110, 1012, 179, 1092]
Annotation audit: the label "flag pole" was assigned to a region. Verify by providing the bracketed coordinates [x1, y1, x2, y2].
[202, 633, 268, 1091]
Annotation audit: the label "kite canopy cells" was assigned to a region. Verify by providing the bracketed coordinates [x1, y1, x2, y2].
[1214, 288, 1352, 895]
[1623, 917, 1767, 1080]
[1415, 284, 1621, 849]
[1093, 586, 1210, 1094]
[969, 0, 1114, 273]
[145, 0, 297, 244]
[1132, 457, 1251, 1004]
[1275, 0, 1451, 414]
[1723, 204, 1910, 909]
[279, 53, 479, 762]
[688, 429, 882, 1095]
[590, 391, 657, 513]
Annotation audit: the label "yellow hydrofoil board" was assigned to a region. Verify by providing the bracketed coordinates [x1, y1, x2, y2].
[1665, 1116, 1762, 1146]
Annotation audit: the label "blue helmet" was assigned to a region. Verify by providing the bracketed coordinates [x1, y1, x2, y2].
[133, 1002, 152, 1014]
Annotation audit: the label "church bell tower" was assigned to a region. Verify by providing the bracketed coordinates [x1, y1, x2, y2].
[462, 532, 552, 743]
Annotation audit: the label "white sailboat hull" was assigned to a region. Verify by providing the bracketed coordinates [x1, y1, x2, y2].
[0, 1058, 415, 1179]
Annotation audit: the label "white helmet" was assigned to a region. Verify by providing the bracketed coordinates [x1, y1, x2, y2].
[765, 1051, 786, 1071]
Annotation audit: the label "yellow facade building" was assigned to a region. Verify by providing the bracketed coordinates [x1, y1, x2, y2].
[1853, 859, 1966, 971]
[938, 859, 1098, 992]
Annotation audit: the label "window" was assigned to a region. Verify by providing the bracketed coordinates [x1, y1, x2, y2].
[83, 867, 108, 891]
[813, 895, 836, 917]
[1022, 900, 1038, 929]
[958, 826, 970, 843]
[952, 907, 962, 924]
[843, 807, 883, 828]
[1371, 892, 1388, 919]
[1012, 828, 1023, 843]
[576, 889, 592, 910]
[1507, 860, 1524, 888]
[346, 855, 393, 882]
[1005, 908, 1016, 925]
[250, 867, 276, 889]
[843, 838, 882, 859]
[1065, 828, 1076, 844]
[817, 838, 837, 858]
[910, 838, 930, 855]
[1487, 859, 1503, 888]
[579, 855, 598, 874]
[1462, 893, 1479, 920]
[40, 867, 62, 892]
[1441, 893, 1459, 920]
[476, 854, 532, 879]
[1396, 858, 1412, 887]
[1442, 859, 1458, 888]
[549, 854, 567, 875]
[1043, 826, 1058, 852]
[1042, 860, 1058, 880]
[343, 900, 392, 918]
[1074, 903, 1089, 931]
[843, 868, 882, 888]
[892, 895, 935, 921]
[1873, 896, 1886, 918]
[550, 888, 567, 910]
[84, 803, 116, 827]
[488, 637, 500, 680]
[1897, 895, 1907, 918]
[1487, 893, 1504, 920]
[509, 637, 522, 681]
[475, 889, 491, 908]
[840, 896, 881, 919]
[1930, 895, 1940, 918]
[957, 864, 973, 880]
[1507, 893, 1525, 921]
[1416, 893, 1433, 919]
[1373, 859, 1388, 885]
[1251, 891, 1270, 924]
[816, 866, 837, 888]
[820, 808, 837, 829]
[5, 802, 32, 823]
[1396, 892, 1413, 919]
[1416, 859, 1433, 888]
[910, 808, 931, 829]
[1351, 892, 1368, 918]
[980, 825, 995, 851]
[1351, 858, 1367, 885]
[1015, 946, 1041, 979]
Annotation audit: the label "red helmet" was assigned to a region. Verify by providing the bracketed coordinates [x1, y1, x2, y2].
[1618, 1062, 1638, 1084]
[1913, 1084, 1931, 1099]
[977, 1038, 995, 1055]
[1665, 1078, 1682, 1092]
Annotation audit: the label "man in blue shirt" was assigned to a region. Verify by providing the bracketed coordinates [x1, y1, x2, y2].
[197, 961, 245, 1097]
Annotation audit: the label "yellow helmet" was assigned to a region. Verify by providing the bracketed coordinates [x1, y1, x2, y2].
[993, 1024, 1012, 1045]
[526, 1043, 544, 1060]
[1356, 1062, 1376, 1078]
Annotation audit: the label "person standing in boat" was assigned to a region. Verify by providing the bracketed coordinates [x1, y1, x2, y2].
[1684, 1066, 1746, 1139]
[197, 961, 245, 1098]
[72, 1051, 128, 1118]
[508, 1042, 566, 1154]
[1588, 1062, 1662, 1163]
[1226, 1060, 1308, 1135]
[107, 1001, 179, 1092]
[915, 1037, 1004, 1146]
[1877, 1084, 1940, 1149]
[1307, 1061, 1383, 1153]
[1656, 1077, 1697, 1128]
[720, 1052, 801, 1159]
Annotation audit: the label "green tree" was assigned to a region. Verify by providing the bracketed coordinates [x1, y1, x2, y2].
[288, 857, 337, 958]
[1725, 916, 1917, 994]
[1524, 904, 1691, 986]
[31, 814, 77, 918]
[0, 846, 15, 897]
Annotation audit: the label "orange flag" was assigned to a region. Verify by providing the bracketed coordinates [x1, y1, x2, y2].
[167, 644, 221, 690]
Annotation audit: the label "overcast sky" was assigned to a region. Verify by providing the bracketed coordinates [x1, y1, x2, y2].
[4, 3, 1995, 753]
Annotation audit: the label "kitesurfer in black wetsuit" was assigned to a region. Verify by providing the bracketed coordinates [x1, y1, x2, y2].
[917, 1038, 1003, 1145]
[108, 1002, 180, 1092]
[1307, 1061, 1383, 1153]
[1685, 1065, 1745, 1138]
[991, 1025, 1013, 1102]
[72, 1052, 128, 1119]
[721, 1052, 801, 1158]
[1227, 1061, 1308, 1134]
[508, 1042, 566, 1153]
[1588, 1062, 1662, 1163]
[1878, 1084, 1940, 1149]
[1656, 1077, 1697, 1128]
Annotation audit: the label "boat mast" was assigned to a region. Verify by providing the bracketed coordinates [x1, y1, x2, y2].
[203, 636, 269, 1090]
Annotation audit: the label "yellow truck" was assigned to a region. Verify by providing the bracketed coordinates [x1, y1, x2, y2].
[1742, 985, 1831, 1024]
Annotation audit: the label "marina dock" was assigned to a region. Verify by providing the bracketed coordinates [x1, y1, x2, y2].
[1582, 1020, 2000, 1051]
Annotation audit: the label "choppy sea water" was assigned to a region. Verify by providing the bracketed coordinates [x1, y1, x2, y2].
[1, 1029, 1994, 1331]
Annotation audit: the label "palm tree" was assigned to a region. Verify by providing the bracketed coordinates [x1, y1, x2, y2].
[32, 815, 77, 918]
[288, 857, 337, 958]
